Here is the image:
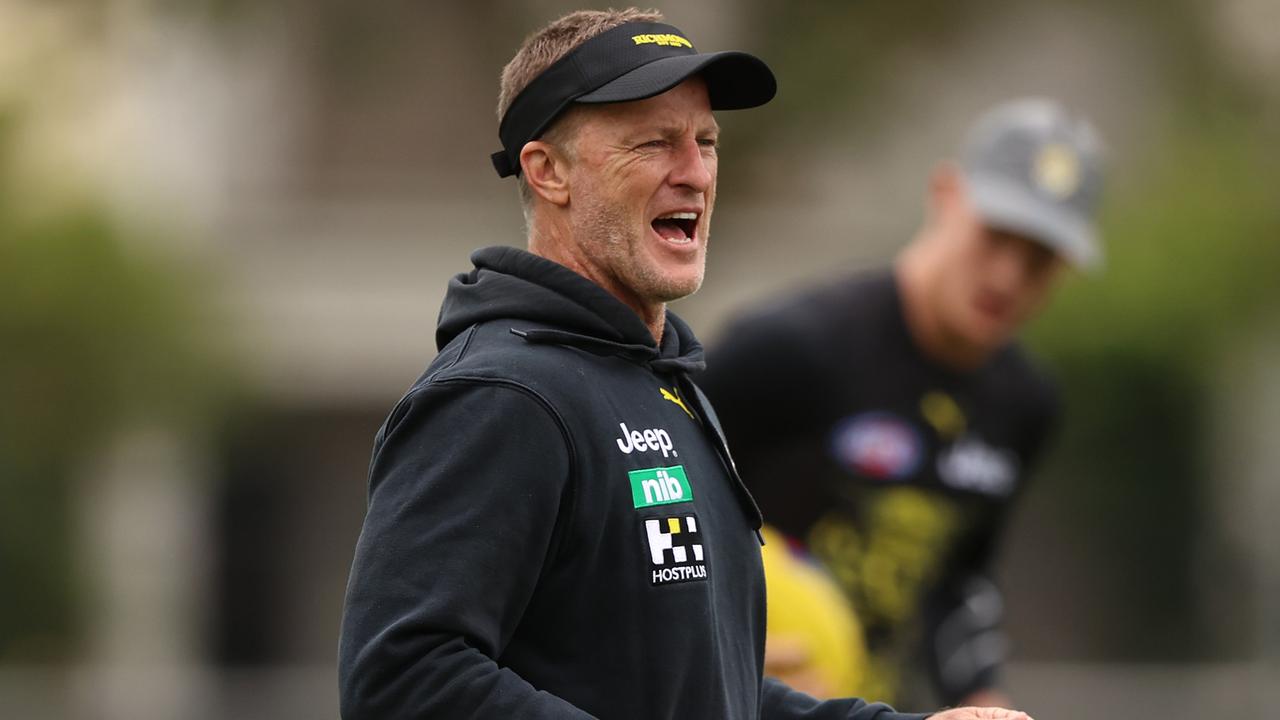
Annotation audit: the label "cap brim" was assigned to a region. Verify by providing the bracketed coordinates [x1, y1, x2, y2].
[965, 172, 1103, 270]
[575, 51, 776, 110]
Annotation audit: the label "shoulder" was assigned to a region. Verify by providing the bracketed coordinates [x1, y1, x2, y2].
[382, 365, 571, 454]
[989, 343, 1062, 422]
[728, 268, 891, 333]
[709, 269, 893, 362]
[387, 319, 587, 441]
[421, 319, 590, 396]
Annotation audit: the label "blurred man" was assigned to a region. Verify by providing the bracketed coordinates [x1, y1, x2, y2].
[339, 7, 1034, 720]
[699, 99, 1104, 708]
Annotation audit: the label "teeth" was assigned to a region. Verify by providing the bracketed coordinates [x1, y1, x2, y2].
[656, 212, 698, 221]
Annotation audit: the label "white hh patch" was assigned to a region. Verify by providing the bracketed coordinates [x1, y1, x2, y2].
[644, 515, 706, 586]
[936, 436, 1018, 497]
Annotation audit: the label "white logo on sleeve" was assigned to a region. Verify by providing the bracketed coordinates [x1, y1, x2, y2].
[615, 422, 677, 458]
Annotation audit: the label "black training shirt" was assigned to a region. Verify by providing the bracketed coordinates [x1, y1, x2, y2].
[698, 269, 1059, 706]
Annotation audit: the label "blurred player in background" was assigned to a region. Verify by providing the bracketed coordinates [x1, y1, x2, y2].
[699, 98, 1105, 708]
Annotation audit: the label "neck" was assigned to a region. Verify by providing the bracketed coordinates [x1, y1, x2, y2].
[895, 238, 988, 371]
[528, 221, 666, 345]
[633, 305, 666, 346]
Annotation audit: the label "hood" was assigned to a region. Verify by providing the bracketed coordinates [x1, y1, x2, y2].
[436, 246, 706, 375]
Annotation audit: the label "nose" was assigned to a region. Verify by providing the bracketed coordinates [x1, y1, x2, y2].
[667, 136, 714, 193]
[988, 244, 1029, 293]
[986, 234, 1056, 297]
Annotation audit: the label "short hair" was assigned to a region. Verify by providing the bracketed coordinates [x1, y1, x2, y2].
[498, 8, 663, 206]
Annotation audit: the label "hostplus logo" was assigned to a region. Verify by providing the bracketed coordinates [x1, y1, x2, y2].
[644, 515, 706, 586]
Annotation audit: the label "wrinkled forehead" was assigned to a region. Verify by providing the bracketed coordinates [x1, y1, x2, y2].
[575, 77, 717, 137]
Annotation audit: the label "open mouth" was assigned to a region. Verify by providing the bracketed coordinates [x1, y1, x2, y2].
[651, 211, 699, 244]
[974, 293, 1012, 323]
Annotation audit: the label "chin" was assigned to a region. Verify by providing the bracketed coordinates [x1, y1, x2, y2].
[970, 326, 1013, 351]
[658, 278, 704, 302]
[644, 270, 703, 303]
[950, 314, 1004, 351]
[642, 257, 704, 298]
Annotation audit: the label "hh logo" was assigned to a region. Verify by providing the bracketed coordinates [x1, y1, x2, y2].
[629, 465, 693, 508]
[644, 514, 706, 586]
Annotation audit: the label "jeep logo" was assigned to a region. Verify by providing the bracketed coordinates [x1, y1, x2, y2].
[615, 422, 676, 458]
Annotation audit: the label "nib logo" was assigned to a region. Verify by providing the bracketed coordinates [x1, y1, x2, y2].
[628, 466, 693, 508]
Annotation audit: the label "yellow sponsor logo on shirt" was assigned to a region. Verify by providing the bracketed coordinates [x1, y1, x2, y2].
[632, 33, 693, 49]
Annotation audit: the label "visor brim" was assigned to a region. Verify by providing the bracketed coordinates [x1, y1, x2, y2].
[575, 51, 776, 110]
[966, 172, 1104, 271]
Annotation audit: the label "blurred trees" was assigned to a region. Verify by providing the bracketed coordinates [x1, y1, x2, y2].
[0, 105, 231, 663]
[1022, 107, 1280, 659]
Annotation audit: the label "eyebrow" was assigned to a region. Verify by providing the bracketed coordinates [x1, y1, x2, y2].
[694, 119, 720, 137]
[628, 119, 720, 143]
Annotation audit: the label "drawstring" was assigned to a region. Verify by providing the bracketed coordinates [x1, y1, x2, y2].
[676, 376, 766, 546]
[511, 328, 656, 362]
[511, 327, 706, 375]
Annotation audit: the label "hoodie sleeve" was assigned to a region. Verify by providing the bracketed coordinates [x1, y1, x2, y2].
[760, 677, 931, 720]
[923, 369, 1061, 704]
[338, 379, 594, 719]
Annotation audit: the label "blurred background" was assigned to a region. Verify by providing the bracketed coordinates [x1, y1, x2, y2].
[1, 0, 1277, 718]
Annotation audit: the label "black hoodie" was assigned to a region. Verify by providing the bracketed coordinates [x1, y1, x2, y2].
[339, 246, 929, 720]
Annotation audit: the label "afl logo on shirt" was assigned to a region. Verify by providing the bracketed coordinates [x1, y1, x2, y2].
[830, 412, 922, 480]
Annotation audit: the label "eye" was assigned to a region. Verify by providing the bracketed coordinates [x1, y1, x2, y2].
[1025, 243, 1060, 275]
[637, 139, 668, 150]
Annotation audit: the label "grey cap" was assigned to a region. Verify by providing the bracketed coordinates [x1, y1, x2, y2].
[961, 98, 1106, 269]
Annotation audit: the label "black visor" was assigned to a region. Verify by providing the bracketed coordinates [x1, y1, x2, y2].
[491, 21, 776, 178]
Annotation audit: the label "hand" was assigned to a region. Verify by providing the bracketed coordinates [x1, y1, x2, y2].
[930, 708, 1033, 720]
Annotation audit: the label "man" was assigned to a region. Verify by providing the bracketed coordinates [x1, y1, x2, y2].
[698, 98, 1104, 709]
[339, 8, 1034, 719]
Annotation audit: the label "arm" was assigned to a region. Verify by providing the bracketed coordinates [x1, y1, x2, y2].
[760, 677, 930, 720]
[338, 380, 595, 719]
[924, 574, 1008, 706]
[926, 380, 1062, 706]
[762, 680, 1035, 720]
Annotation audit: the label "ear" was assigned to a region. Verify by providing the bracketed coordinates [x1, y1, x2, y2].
[926, 161, 965, 220]
[520, 141, 571, 207]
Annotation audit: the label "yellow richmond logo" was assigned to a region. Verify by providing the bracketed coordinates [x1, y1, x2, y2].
[632, 33, 693, 49]
[660, 387, 695, 419]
